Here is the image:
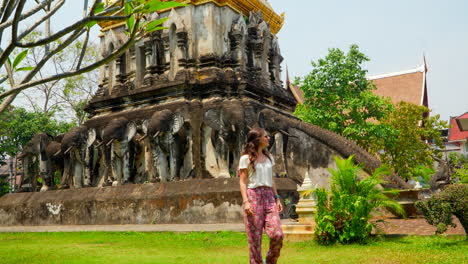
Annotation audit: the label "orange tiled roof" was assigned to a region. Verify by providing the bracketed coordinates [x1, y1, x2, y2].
[288, 84, 304, 104]
[449, 112, 468, 141]
[368, 65, 427, 107]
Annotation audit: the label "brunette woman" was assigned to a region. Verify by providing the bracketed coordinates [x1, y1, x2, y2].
[239, 128, 284, 264]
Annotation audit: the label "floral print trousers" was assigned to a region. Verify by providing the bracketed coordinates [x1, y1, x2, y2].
[244, 186, 284, 264]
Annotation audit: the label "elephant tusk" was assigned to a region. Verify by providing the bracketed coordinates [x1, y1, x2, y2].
[247, 126, 252, 130]
[279, 129, 297, 138]
[95, 141, 104, 148]
[137, 134, 148, 142]
[64, 146, 74, 155]
[152, 131, 160, 139]
[53, 150, 61, 157]
[106, 139, 115, 146]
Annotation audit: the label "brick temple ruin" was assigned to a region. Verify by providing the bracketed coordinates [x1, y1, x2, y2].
[0, 0, 395, 225]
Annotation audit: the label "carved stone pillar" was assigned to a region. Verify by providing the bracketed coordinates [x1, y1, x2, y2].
[248, 28, 263, 71]
[126, 46, 136, 90]
[176, 31, 188, 68]
[162, 33, 170, 75]
[115, 55, 126, 90]
[229, 32, 243, 68]
[96, 64, 109, 96]
[143, 38, 155, 86]
[269, 50, 283, 86]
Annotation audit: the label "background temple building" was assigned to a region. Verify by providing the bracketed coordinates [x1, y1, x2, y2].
[368, 59, 429, 109]
[444, 112, 468, 156]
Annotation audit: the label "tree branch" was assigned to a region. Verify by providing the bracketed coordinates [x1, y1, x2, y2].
[15, 15, 129, 48]
[0, 27, 85, 112]
[17, 0, 64, 41]
[11, 0, 26, 44]
[75, 28, 89, 70]
[0, 0, 53, 31]
[0, 18, 141, 112]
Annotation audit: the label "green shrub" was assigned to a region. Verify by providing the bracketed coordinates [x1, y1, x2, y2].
[416, 184, 467, 235]
[314, 156, 405, 245]
[0, 179, 9, 197]
[448, 153, 468, 183]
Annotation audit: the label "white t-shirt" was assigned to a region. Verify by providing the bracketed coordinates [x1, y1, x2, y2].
[239, 154, 275, 188]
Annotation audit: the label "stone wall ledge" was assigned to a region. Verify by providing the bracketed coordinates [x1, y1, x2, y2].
[0, 178, 297, 226]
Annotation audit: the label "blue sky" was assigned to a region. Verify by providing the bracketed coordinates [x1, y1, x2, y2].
[44, 0, 468, 121]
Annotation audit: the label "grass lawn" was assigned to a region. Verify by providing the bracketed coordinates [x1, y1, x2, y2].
[0, 232, 466, 264]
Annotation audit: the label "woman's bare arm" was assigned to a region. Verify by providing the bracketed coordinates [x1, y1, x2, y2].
[239, 169, 253, 215]
[272, 180, 283, 213]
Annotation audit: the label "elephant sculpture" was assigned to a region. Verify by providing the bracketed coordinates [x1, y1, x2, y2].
[61, 126, 96, 188]
[257, 108, 411, 188]
[100, 117, 137, 186]
[18, 133, 56, 192]
[203, 100, 247, 178]
[143, 109, 192, 182]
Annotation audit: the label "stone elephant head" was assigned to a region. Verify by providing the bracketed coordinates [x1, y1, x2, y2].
[19, 133, 54, 192]
[204, 100, 246, 137]
[61, 126, 96, 154]
[258, 108, 291, 134]
[101, 117, 137, 145]
[146, 109, 184, 139]
[143, 109, 190, 181]
[203, 100, 246, 178]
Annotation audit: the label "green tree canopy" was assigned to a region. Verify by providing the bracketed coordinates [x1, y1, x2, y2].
[376, 102, 448, 180]
[294, 44, 395, 149]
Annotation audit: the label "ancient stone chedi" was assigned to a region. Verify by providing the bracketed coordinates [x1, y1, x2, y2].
[35, 0, 296, 189]
[1, 0, 387, 225]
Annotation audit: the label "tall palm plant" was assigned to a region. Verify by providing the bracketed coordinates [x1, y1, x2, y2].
[315, 156, 405, 244]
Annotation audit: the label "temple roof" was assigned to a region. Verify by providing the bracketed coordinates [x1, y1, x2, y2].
[368, 63, 428, 107]
[449, 112, 468, 141]
[102, 0, 284, 34]
[288, 83, 304, 104]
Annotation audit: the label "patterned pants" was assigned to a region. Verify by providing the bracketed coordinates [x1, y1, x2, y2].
[244, 186, 284, 264]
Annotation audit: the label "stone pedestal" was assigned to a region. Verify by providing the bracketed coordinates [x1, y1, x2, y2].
[282, 172, 317, 241]
[296, 198, 317, 225]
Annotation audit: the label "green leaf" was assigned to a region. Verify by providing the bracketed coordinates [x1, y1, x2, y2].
[126, 14, 135, 30]
[12, 50, 28, 69]
[85, 20, 97, 29]
[146, 26, 166, 33]
[94, 2, 105, 14]
[124, 2, 133, 16]
[143, 1, 187, 14]
[146, 17, 168, 29]
[15, 66, 34, 72]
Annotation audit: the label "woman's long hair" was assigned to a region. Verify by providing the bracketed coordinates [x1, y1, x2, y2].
[241, 127, 271, 171]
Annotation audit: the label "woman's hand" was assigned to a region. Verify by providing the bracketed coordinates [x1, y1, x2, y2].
[276, 198, 283, 213]
[243, 201, 254, 216]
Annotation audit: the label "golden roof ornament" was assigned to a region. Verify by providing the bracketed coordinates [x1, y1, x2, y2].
[103, 0, 284, 34]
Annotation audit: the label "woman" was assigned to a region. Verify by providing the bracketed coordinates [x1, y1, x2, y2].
[239, 128, 284, 264]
